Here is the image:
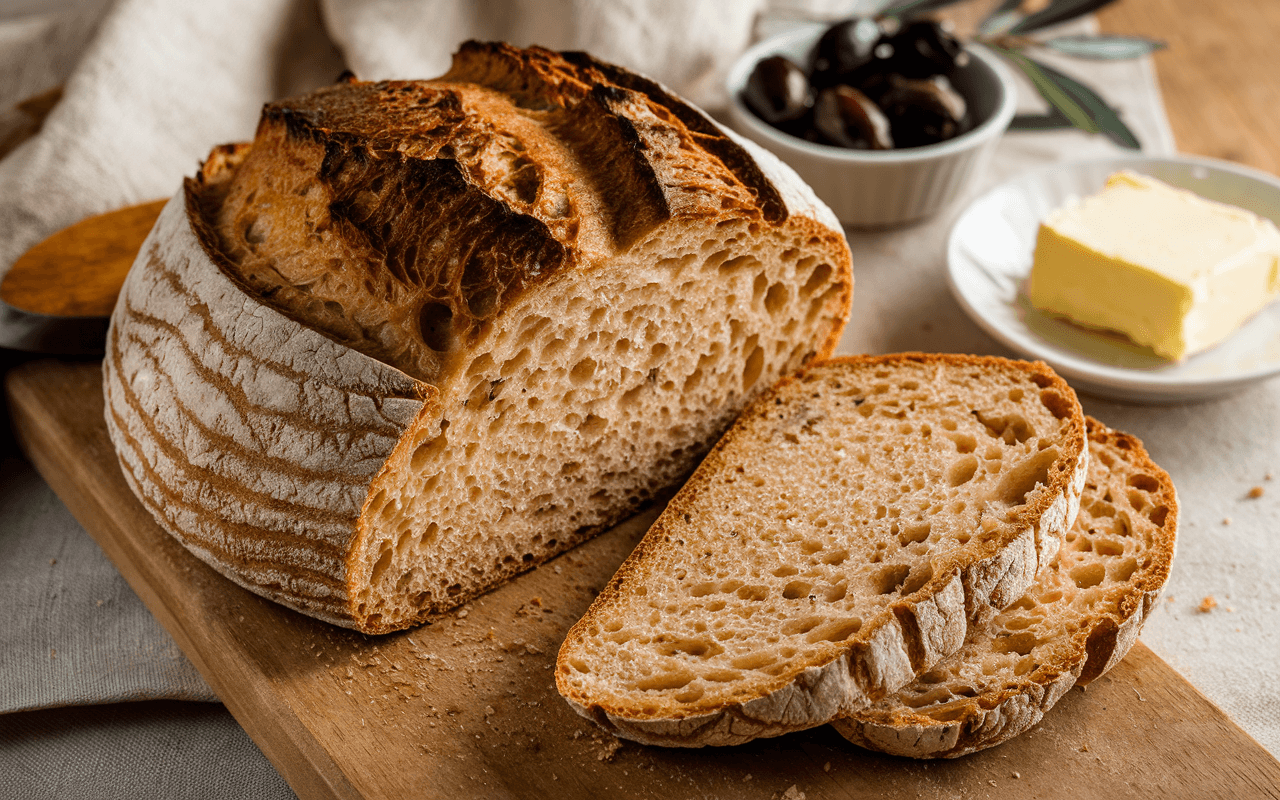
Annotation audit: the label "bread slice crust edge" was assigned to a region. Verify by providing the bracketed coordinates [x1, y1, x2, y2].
[555, 353, 1089, 746]
[830, 416, 1177, 758]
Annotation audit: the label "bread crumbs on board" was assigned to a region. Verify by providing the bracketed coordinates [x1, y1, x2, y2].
[1199, 595, 1218, 613]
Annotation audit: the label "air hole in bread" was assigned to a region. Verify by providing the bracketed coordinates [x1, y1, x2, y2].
[898, 521, 931, 546]
[1039, 389, 1073, 420]
[994, 632, 1037, 656]
[782, 581, 812, 600]
[995, 447, 1059, 507]
[1110, 557, 1138, 583]
[655, 638, 724, 659]
[872, 564, 911, 595]
[1070, 563, 1105, 589]
[731, 652, 776, 671]
[946, 456, 979, 487]
[1149, 505, 1170, 526]
[1094, 539, 1124, 557]
[900, 565, 932, 595]
[418, 302, 453, 351]
[805, 618, 862, 644]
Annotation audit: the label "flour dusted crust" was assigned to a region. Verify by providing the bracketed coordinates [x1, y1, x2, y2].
[104, 43, 853, 633]
[832, 418, 1177, 757]
[555, 354, 1089, 746]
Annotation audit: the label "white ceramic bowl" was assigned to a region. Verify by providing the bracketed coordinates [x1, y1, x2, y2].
[726, 27, 1018, 228]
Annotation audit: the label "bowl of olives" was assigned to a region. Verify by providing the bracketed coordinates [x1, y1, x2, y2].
[726, 19, 1017, 227]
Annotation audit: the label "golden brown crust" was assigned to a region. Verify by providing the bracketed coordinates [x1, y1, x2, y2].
[104, 42, 854, 634]
[831, 416, 1177, 758]
[555, 353, 1088, 746]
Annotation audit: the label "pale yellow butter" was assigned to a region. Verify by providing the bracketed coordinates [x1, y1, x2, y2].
[1027, 170, 1280, 361]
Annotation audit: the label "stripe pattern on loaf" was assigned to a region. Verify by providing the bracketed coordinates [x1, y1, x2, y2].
[104, 194, 428, 626]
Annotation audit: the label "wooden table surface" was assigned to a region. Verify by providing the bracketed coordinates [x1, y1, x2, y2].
[1098, 0, 1280, 174]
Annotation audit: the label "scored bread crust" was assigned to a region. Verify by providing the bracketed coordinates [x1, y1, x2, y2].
[831, 417, 1177, 758]
[103, 42, 853, 634]
[555, 353, 1089, 746]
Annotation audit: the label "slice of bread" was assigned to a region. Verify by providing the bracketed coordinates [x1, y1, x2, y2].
[831, 417, 1177, 757]
[103, 43, 853, 634]
[555, 353, 1089, 746]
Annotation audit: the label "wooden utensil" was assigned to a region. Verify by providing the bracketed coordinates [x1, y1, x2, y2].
[0, 198, 165, 318]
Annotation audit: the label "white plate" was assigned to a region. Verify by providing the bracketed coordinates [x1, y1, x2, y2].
[946, 155, 1280, 403]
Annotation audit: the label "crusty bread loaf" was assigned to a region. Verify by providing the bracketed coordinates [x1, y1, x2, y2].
[555, 354, 1089, 746]
[103, 42, 852, 634]
[832, 417, 1177, 757]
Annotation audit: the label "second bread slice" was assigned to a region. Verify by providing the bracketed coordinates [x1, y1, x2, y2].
[556, 353, 1089, 746]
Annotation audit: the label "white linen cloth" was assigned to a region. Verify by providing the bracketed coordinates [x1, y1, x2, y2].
[0, 2, 1275, 797]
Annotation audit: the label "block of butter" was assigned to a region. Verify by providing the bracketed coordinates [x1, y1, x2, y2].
[1027, 170, 1280, 361]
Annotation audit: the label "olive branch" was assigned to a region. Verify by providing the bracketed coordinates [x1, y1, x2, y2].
[881, 0, 1164, 148]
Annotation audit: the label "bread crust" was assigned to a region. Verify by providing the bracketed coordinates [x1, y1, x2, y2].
[831, 417, 1177, 757]
[555, 353, 1088, 746]
[104, 43, 853, 633]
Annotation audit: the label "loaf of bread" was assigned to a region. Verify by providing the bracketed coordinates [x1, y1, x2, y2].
[555, 354, 1089, 746]
[103, 42, 853, 634]
[832, 417, 1176, 757]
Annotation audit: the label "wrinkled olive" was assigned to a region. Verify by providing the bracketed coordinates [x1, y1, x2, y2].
[814, 86, 894, 150]
[808, 17, 886, 89]
[741, 55, 812, 124]
[879, 75, 969, 148]
[883, 20, 967, 80]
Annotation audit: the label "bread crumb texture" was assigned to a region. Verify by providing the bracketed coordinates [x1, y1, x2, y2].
[556, 354, 1089, 746]
[833, 417, 1176, 758]
[103, 43, 852, 634]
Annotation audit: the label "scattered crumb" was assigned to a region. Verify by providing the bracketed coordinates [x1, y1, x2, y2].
[1248, 486, 1265, 499]
[50, 649, 56, 659]
[1226, 606, 1236, 613]
[743, 774, 753, 782]
[1166, 596, 1174, 603]
[96, 599, 103, 607]
[457, 609, 469, 619]
[554, 564, 563, 574]
[1199, 596, 1218, 613]
[595, 736, 622, 762]
[778, 786, 806, 800]
[49, 558, 56, 565]
[1222, 517, 1232, 526]
[1080, 743, 1090, 752]
[1266, 472, 1274, 481]
[823, 762, 831, 773]
[1012, 772, 1021, 779]
[483, 705, 495, 716]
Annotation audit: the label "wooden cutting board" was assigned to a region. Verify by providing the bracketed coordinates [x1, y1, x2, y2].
[7, 358, 1280, 800]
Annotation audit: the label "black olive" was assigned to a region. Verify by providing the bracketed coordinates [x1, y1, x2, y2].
[878, 75, 969, 148]
[813, 86, 894, 150]
[808, 17, 888, 90]
[741, 55, 812, 125]
[881, 20, 967, 80]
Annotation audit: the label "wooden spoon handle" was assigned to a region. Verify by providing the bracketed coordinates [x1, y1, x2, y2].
[1, 198, 167, 318]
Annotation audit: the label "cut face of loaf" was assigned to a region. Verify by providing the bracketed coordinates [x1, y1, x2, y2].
[103, 42, 852, 634]
[832, 417, 1177, 758]
[555, 354, 1089, 747]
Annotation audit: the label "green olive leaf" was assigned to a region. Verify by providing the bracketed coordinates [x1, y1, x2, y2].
[1004, 50, 1142, 148]
[1009, 108, 1075, 130]
[1042, 34, 1167, 59]
[1009, 0, 1120, 34]
[1000, 50, 1098, 133]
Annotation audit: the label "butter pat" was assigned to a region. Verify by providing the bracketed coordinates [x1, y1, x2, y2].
[1027, 170, 1280, 361]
